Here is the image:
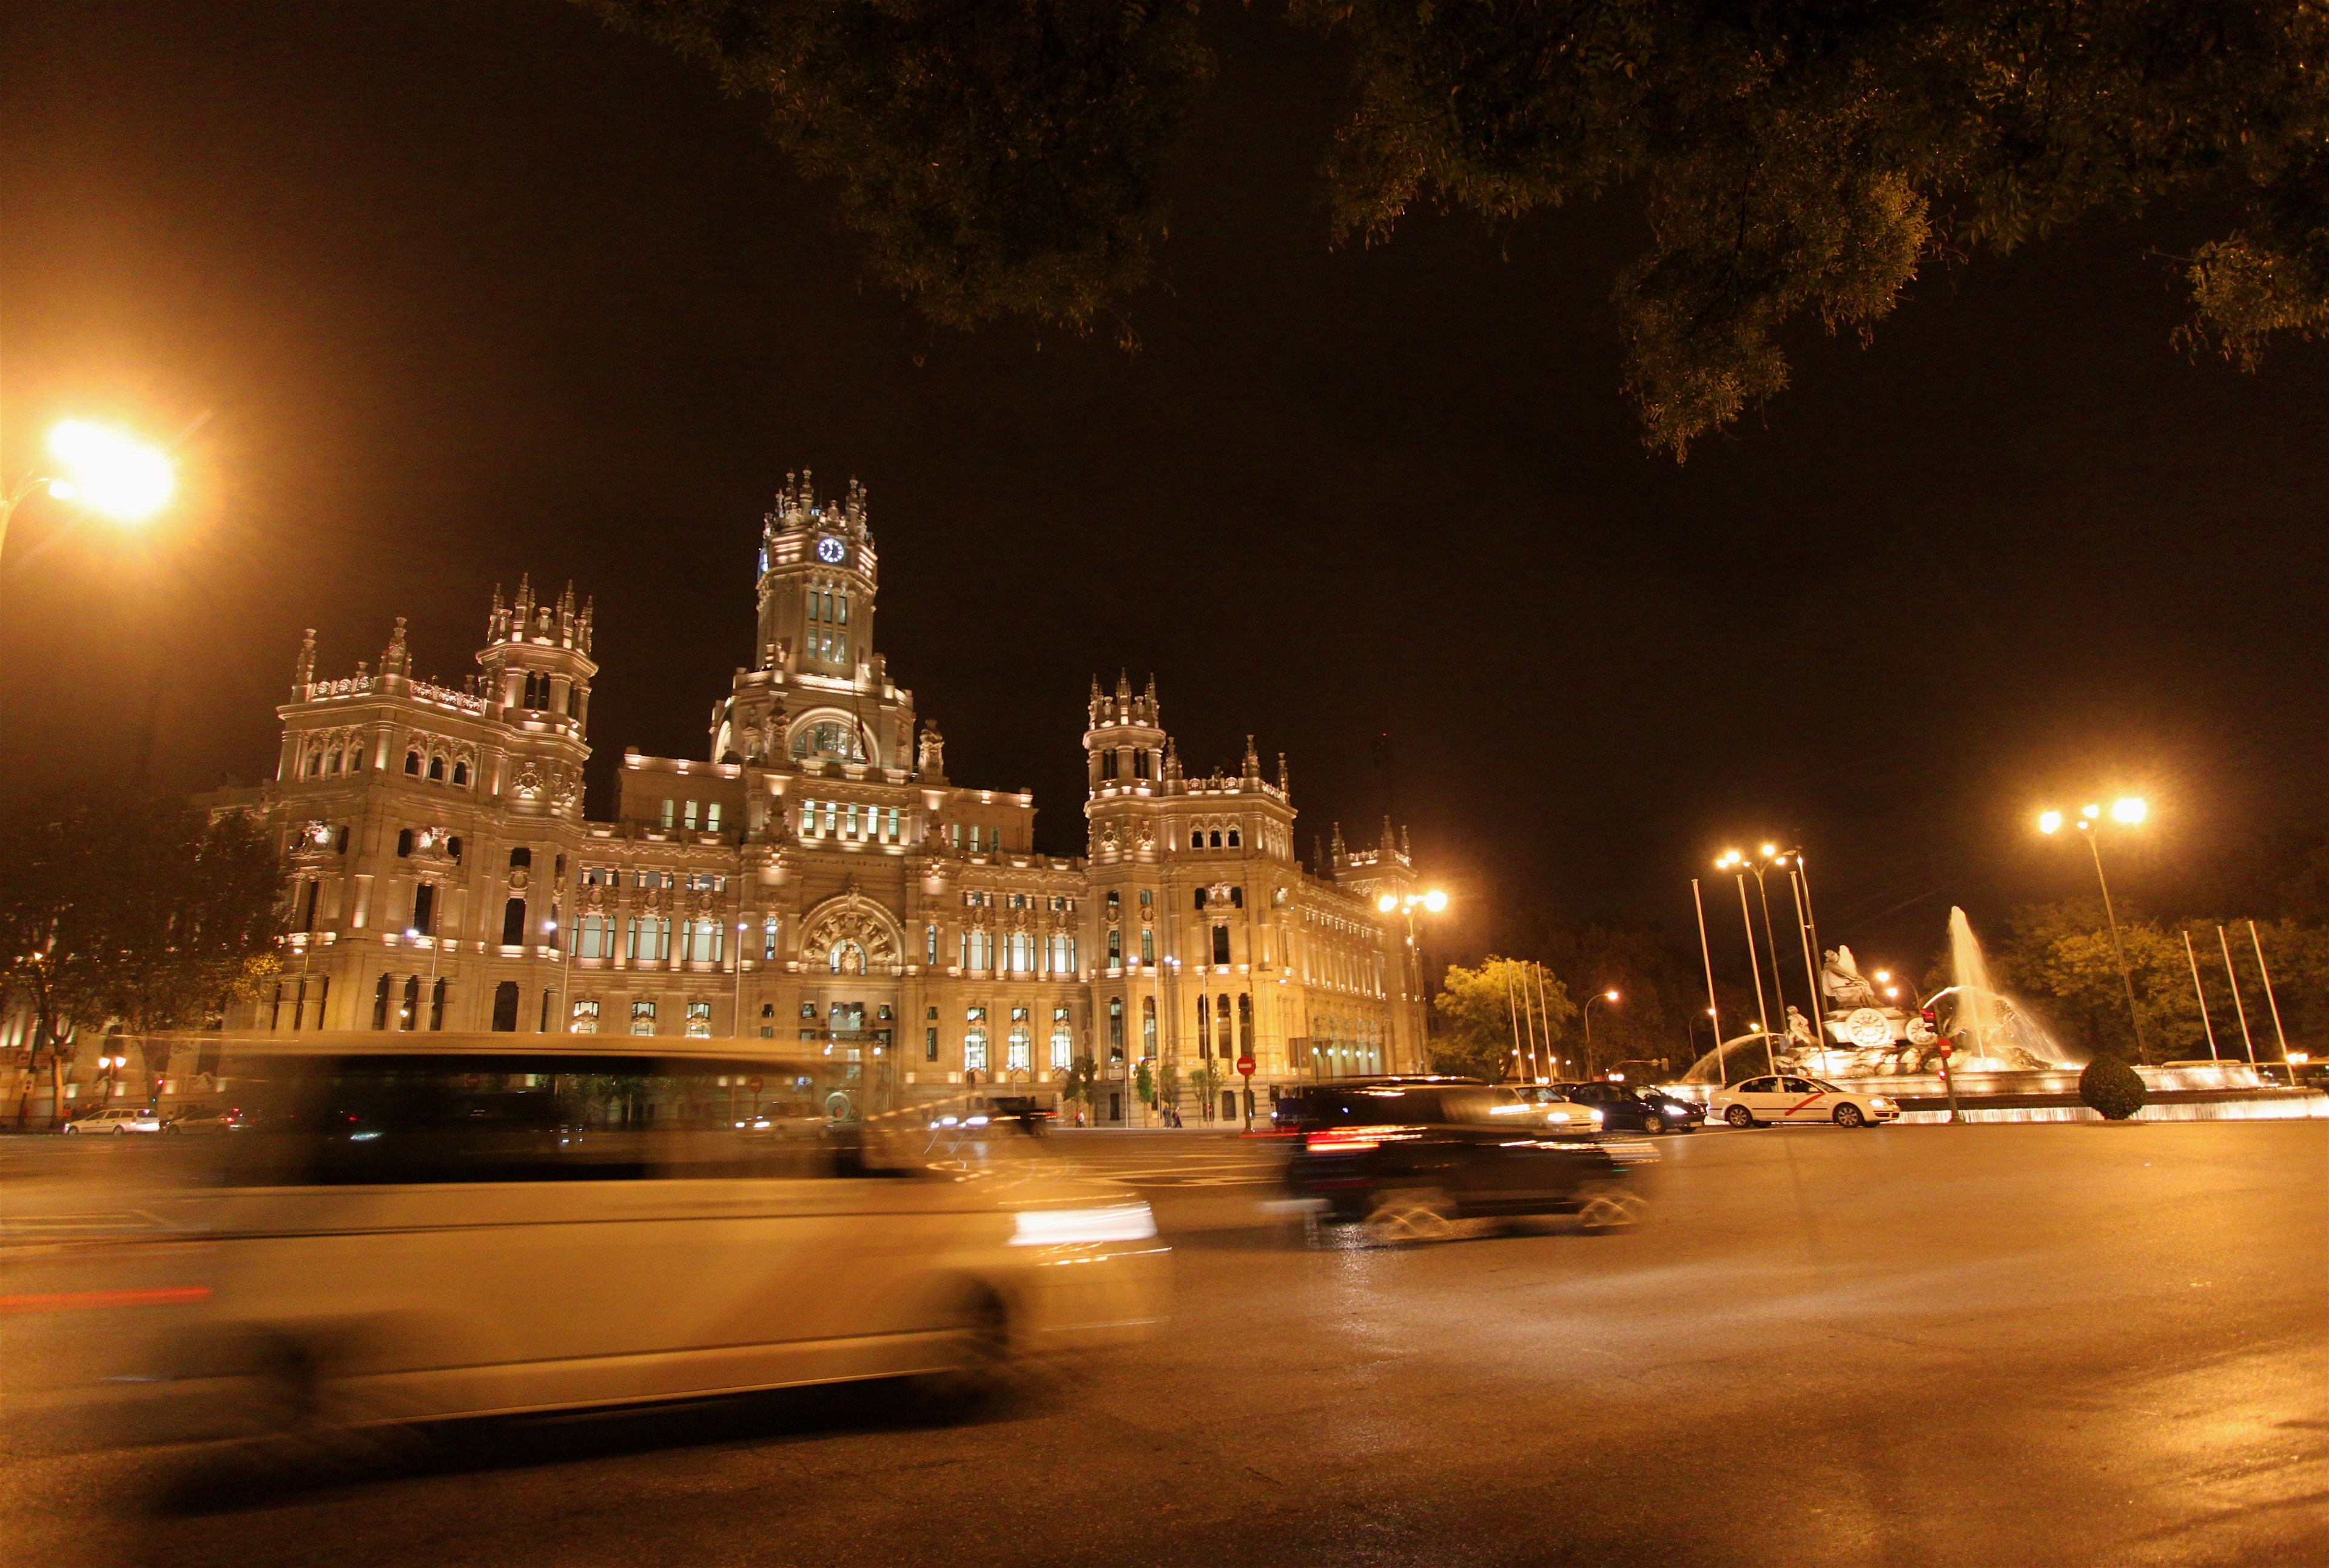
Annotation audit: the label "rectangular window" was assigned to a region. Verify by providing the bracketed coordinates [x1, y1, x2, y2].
[706, 802, 722, 833]
[925, 1027, 939, 1062]
[1212, 924, 1231, 966]
[1050, 1008, 1074, 1071]
[964, 1007, 989, 1072]
[926, 924, 938, 965]
[630, 999, 657, 1037]
[686, 1000, 713, 1038]
[801, 801, 817, 836]
[845, 803, 860, 838]
[570, 999, 600, 1035]
[683, 801, 699, 831]
[887, 807, 900, 843]
[763, 916, 780, 960]
[658, 799, 674, 829]
[820, 801, 836, 836]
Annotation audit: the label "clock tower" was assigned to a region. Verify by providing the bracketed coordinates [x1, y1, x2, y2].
[755, 469, 878, 677]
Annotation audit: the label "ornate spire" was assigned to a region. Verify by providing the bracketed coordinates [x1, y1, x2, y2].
[381, 617, 411, 678]
[292, 628, 317, 698]
[1277, 752, 1289, 795]
[1243, 735, 1260, 778]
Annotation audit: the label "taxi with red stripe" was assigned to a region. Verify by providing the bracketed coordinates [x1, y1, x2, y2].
[1710, 1074, 1900, 1129]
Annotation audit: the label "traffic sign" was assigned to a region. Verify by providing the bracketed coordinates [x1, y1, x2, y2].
[1237, 1054, 1255, 1078]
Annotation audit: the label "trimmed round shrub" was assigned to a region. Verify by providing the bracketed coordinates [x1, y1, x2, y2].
[2080, 1054, 2147, 1122]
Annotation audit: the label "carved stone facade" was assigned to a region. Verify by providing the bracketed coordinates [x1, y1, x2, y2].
[212, 474, 1420, 1122]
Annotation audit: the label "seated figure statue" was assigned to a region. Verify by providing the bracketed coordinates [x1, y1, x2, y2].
[1820, 946, 1881, 1013]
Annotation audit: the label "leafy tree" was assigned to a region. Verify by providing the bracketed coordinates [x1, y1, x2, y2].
[1134, 1057, 1155, 1106]
[1190, 1059, 1223, 1120]
[1, 796, 283, 1123]
[1059, 1052, 1100, 1113]
[1154, 1057, 1179, 1118]
[583, 0, 1209, 341]
[590, 0, 2329, 454]
[1431, 955, 1574, 1080]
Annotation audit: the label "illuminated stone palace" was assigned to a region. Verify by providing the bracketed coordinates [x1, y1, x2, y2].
[219, 474, 1422, 1122]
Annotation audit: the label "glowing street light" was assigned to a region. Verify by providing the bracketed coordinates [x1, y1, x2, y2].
[1377, 889, 1450, 1074]
[1, 419, 178, 610]
[2035, 794, 2153, 1063]
[1580, 988, 1621, 1078]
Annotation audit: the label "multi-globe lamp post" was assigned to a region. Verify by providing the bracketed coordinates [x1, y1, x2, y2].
[1, 420, 177, 605]
[1377, 888, 1450, 1075]
[2037, 796, 2151, 1065]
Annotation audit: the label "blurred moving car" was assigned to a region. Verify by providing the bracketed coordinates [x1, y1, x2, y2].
[1711, 1075, 1900, 1128]
[56, 1037, 1168, 1447]
[61, 1106, 162, 1134]
[162, 1105, 237, 1135]
[1280, 1080, 1654, 1243]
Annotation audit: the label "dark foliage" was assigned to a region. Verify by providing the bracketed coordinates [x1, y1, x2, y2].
[591, 0, 2329, 454]
[2078, 1052, 2148, 1120]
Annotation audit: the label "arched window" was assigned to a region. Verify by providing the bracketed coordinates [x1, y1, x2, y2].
[1007, 1011, 1032, 1072]
[1210, 830, 1222, 847]
[1134, 749, 1151, 779]
[1142, 995, 1157, 1058]
[372, 974, 392, 1030]
[1197, 993, 1211, 1055]
[429, 977, 447, 1031]
[1191, 830, 1203, 850]
[1107, 997, 1125, 1056]
[502, 898, 527, 947]
[404, 751, 421, 775]
[400, 975, 420, 1031]
[428, 755, 445, 781]
[1217, 992, 1234, 1052]
[305, 751, 323, 778]
[491, 980, 520, 1032]
[327, 749, 343, 775]
[790, 719, 865, 762]
[1106, 890, 1120, 915]
[509, 846, 532, 869]
[829, 939, 865, 974]
[445, 835, 462, 861]
[1237, 992, 1252, 1054]
[1107, 929, 1122, 963]
[1228, 828, 1241, 847]
[1141, 927, 1155, 964]
[411, 883, 435, 935]
[451, 760, 468, 786]
[1050, 1007, 1074, 1069]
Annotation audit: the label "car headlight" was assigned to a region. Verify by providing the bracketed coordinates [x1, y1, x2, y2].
[1010, 1205, 1158, 1247]
[1587, 1108, 1604, 1126]
[1868, 1097, 1892, 1110]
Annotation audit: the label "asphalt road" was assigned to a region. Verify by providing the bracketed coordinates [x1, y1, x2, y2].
[6, 1120, 2325, 1568]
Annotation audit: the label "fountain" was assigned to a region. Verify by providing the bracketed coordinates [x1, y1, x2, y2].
[1677, 907, 2070, 1083]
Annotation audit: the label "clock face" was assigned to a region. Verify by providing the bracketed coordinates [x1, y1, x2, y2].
[815, 536, 845, 564]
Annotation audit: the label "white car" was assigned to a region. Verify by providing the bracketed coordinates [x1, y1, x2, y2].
[1711, 1075, 1901, 1129]
[47, 1036, 1169, 1447]
[61, 1106, 162, 1134]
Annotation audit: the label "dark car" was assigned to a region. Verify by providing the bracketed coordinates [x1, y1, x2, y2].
[1280, 1080, 1652, 1244]
[1528, 1080, 1673, 1134]
[1271, 1075, 1481, 1136]
[1636, 1088, 1706, 1132]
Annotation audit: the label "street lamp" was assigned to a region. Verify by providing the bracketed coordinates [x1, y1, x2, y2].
[1580, 988, 1619, 1078]
[1715, 852, 1780, 1078]
[1377, 888, 1450, 1074]
[2037, 796, 2152, 1064]
[2, 420, 175, 576]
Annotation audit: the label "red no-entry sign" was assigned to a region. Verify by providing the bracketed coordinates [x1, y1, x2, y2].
[1237, 1055, 1255, 1078]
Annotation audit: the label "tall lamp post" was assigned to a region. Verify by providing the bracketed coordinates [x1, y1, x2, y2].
[1579, 989, 1619, 1078]
[2037, 798, 2152, 1065]
[1377, 888, 1450, 1074]
[1715, 852, 1778, 1076]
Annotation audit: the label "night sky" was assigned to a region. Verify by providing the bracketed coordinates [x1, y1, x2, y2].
[7, 0, 2327, 984]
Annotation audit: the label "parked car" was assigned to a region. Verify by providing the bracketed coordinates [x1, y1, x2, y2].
[61, 1106, 162, 1135]
[1710, 1075, 1900, 1129]
[1281, 1080, 1655, 1244]
[81, 1037, 1169, 1449]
